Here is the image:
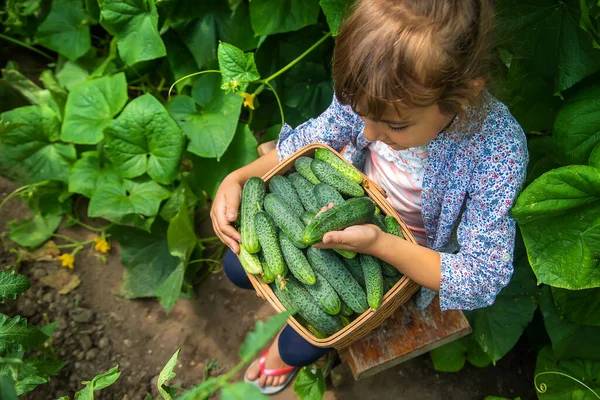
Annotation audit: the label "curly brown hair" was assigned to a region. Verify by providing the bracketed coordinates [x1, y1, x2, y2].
[332, 0, 494, 120]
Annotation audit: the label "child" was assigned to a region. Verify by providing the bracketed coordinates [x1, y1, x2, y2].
[211, 0, 528, 394]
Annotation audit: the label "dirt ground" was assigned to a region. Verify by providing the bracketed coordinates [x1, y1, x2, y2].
[0, 176, 537, 399]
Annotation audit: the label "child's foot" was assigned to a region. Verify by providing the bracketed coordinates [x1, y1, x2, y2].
[245, 332, 293, 388]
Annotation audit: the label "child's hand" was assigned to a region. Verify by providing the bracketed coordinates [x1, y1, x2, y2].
[311, 204, 383, 255]
[211, 173, 243, 253]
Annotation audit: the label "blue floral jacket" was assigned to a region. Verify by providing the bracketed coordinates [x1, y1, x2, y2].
[276, 94, 528, 311]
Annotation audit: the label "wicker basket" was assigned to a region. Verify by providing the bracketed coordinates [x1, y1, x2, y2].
[243, 143, 421, 349]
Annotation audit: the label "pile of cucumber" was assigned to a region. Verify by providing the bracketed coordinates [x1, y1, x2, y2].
[237, 149, 405, 338]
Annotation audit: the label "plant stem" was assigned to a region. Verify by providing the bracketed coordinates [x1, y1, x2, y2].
[168, 70, 222, 99]
[70, 219, 111, 233]
[0, 181, 51, 213]
[52, 234, 79, 243]
[188, 259, 222, 266]
[0, 34, 53, 60]
[263, 81, 285, 127]
[45, 239, 95, 249]
[261, 32, 332, 84]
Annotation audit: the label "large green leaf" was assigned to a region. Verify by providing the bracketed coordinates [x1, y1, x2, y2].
[218, 2, 260, 52]
[61, 73, 128, 144]
[110, 222, 180, 299]
[0, 106, 76, 184]
[249, 0, 320, 36]
[525, 137, 562, 186]
[539, 286, 600, 361]
[534, 346, 600, 400]
[88, 178, 171, 230]
[68, 151, 123, 198]
[552, 287, 600, 326]
[554, 81, 600, 165]
[238, 311, 293, 363]
[75, 365, 120, 400]
[293, 366, 325, 400]
[167, 77, 243, 159]
[167, 201, 196, 260]
[467, 239, 540, 362]
[155, 261, 185, 311]
[512, 166, 600, 289]
[217, 42, 260, 93]
[221, 382, 267, 400]
[496, 0, 600, 93]
[35, 0, 91, 60]
[0, 315, 49, 354]
[162, 32, 198, 92]
[0, 272, 30, 303]
[100, 0, 166, 65]
[320, 0, 353, 36]
[105, 93, 185, 185]
[157, 349, 180, 400]
[429, 335, 492, 372]
[174, 14, 219, 70]
[590, 143, 600, 168]
[8, 214, 62, 250]
[189, 123, 258, 199]
[39, 70, 68, 119]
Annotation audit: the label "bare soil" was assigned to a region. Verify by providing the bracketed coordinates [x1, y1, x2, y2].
[0, 176, 536, 399]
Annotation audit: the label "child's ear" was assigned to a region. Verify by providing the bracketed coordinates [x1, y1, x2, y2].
[471, 77, 485, 96]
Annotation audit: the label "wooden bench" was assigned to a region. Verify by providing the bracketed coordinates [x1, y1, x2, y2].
[256, 140, 471, 381]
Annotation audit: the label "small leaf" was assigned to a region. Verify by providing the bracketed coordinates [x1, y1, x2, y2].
[429, 335, 492, 372]
[217, 42, 260, 93]
[155, 262, 185, 311]
[99, 0, 166, 65]
[158, 349, 180, 400]
[293, 366, 325, 400]
[178, 377, 220, 400]
[15, 376, 49, 396]
[35, 0, 91, 60]
[167, 201, 196, 260]
[221, 382, 268, 400]
[61, 73, 128, 145]
[9, 214, 62, 250]
[239, 311, 293, 363]
[0, 315, 49, 354]
[75, 365, 120, 399]
[320, 0, 352, 36]
[105, 93, 185, 185]
[159, 180, 201, 222]
[0, 271, 30, 302]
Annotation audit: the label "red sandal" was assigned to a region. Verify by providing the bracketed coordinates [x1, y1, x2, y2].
[244, 348, 299, 395]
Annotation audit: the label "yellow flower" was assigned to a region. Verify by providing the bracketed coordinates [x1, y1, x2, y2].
[242, 92, 256, 110]
[58, 254, 75, 269]
[93, 237, 110, 254]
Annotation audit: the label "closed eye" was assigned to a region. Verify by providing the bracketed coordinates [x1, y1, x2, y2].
[389, 125, 408, 132]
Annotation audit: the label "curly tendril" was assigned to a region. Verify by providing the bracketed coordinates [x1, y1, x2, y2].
[534, 371, 600, 398]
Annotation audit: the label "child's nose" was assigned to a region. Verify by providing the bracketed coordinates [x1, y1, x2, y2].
[362, 120, 382, 142]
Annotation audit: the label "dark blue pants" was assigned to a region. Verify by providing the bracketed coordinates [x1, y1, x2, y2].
[223, 250, 331, 367]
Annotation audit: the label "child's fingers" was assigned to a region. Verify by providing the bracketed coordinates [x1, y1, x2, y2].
[314, 202, 335, 218]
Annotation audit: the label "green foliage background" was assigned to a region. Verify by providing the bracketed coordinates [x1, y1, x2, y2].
[0, 0, 600, 398]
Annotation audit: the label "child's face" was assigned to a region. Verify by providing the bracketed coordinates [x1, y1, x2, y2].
[355, 101, 456, 151]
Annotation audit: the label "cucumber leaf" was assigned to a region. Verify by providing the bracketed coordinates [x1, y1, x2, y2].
[110, 222, 180, 299]
[249, 0, 320, 36]
[217, 42, 260, 93]
[539, 286, 600, 361]
[320, 0, 353, 36]
[68, 151, 123, 198]
[61, 73, 128, 145]
[511, 165, 600, 289]
[167, 200, 196, 261]
[155, 261, 185, 311]
[293, 366, 325, 400]
[0, 315, 49, 354]
[239, 311, 293, 363]
[0, 272, 30, 303]
[35, 0, 91, 60]
[552, 287, 600, 326]
[0, 106, 76, 184]
[75, 365, 120, 400]
[8, 214, 62, 249]
[221, 382, 267, 400]
[429, 334, 492, 372]
[99, 0, 166, 65]
[534, 346, 600, 400]
[554, 81, 600, 165]
[105, 93, 185, 185]
[157, 349, 180, 400]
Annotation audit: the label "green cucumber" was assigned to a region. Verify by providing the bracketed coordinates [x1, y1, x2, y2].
[240, 177, 265, 254]
[371, 213, 388, 232]
[306, 247, 368, 314]
[375, 206, 381, 215]
[340, 301, 353, 316]
[343, 257, 365, 288]
[311, 158, 364, 197]
[288, 172, 320, 213]
[314, 183, 345, 208]
[279, 232, 316, 285]
[278, 277, 343, 335]
[383, 275, 400, 293]
[339, 314, 352, 327]
[264, 193, 307, 249]
[259, 252, 275, 284]
[238, 244, 263, 275]
[334, 249, 357, 259]
[304, 271, 341, 315]
[271, 281, 328, 339]
[269, 175, 304, 217]
[384, 215, 405, 239]
[303, 197, 376, 246]
[254, 211, 286, 276]
[305, 323, 328, 339]
[315, 148, 363, 184]
[295, 157, 321, 185]
[301, 211, 316, 225]
[360, 254, 384, 309]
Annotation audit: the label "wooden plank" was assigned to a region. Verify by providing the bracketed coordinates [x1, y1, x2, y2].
[340, 297, 471, 380]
